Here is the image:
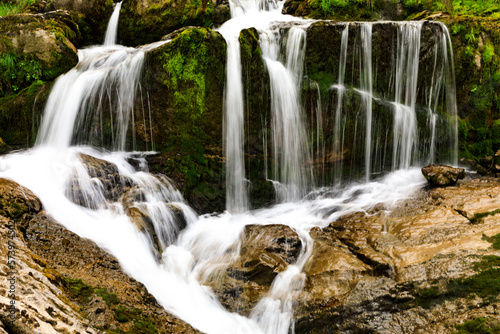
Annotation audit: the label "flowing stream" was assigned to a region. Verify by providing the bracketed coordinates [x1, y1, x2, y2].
[0, 1, 459, 333]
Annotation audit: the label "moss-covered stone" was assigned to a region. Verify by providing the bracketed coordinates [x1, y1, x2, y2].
[144, 27, 226, 213]
[0, 13, 78, 97]
[25, 0, 114, 47]
[0, 79, 52, 147]
[118, 0, 230, 47]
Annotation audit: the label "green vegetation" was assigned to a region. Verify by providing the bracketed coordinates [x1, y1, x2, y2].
[455, 317, 500, 334]
[63, 277, 158, 333]
[0, 52, 42, 95]
[411, 256, 500, 309]
[64, 278, 95, 303]
[483, 233, 500, 250]
[469, 209, 500, 224]
[0, 0, 35, 16]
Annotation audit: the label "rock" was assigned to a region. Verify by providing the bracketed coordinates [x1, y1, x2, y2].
[421, 164, 466, 186]
[0, 178, 42, 219]
[143, 27, 226, 214]
[207, 224, 302, 315]
[479, 156, 494, 168]
[0, 137, 9, 154]
[119, 0, 230, 46]
[26, 0, 114, 47]
[65, 153, 134, 208]
[0, 13, 78, 96]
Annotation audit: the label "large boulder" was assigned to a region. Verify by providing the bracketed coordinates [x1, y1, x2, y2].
[143, 27, 227, 213]
[118, 0, 230, 46]
[422, 164, 466, 186]
[207, 224, 302, 315]
[25, 0, 115, 47]
[0, 12, 78, 147]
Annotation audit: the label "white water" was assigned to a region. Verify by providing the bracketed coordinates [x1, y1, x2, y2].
[0, 3, 459, 334]
[360, 23, 373, 181]
[392, 22, 422, 170]
[332, 24, 349, 185]
[261, 26, 313, 201]
[104, 1, 123, 46]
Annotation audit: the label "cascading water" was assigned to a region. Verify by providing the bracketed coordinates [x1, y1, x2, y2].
[0, 1, 460, 334]
[261, 26, 313, 201]
[392, 22, 422, 170]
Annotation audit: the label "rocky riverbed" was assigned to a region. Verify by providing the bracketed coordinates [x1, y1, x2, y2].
[1, 173, 500, 333]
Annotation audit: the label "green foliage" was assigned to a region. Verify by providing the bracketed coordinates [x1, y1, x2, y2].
[0, 52, 42, 96]
[483, 43, 495, 65]
[0, 0, 35, 16]
[456, 317, 500, 334]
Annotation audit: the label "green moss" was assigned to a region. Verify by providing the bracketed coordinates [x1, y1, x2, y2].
[113, 306, 157, 333]
[144, 27, 226, 213]
[455, 317, 500, 334]
[411, 256, 500, 309]
[95, 287, 119, 307]
[482, 234, 500, 250]
[119, 0, 230, 47]
[470, 209, 500, 224]
[64, 278, 95, 303]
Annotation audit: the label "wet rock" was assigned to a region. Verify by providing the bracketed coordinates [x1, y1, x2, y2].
[26, 0, 114, 46]
[0, 178, 41, 219]
[121, 186, 188, 257]
[119, 0, 230, 46]
[0, 137, 9, 154]
[421, 164, 465, 186]
[207, 224, 302, 315]
[65, 153, 135, 208]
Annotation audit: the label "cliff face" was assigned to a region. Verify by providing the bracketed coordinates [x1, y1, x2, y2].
[0, 178, 201, 333]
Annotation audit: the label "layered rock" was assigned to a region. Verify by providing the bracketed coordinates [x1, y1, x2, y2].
[205, 177, 500, 333]
[0, 178, 201, 333]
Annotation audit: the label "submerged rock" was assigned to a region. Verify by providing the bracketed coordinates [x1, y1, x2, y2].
[207, 224, 302, 315]
[422, 164, 466, 186]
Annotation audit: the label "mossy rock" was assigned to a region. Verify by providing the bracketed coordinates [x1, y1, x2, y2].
[0, 178, 42, 219]
[0, 80, 52, 147]
[143, 27, 226, 213]
[0, 13, 78, 97]
[25, 0, 114, 47]
[118, 0, 230, 47]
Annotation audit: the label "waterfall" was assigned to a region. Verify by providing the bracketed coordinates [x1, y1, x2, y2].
[332, 24, 349, 185]
[0, 2, 462, 334]
[261, 27, 313, 201]
[104, 1, 123, 46]
[392, 22, 422, 170]
[360, 23, 373, 181]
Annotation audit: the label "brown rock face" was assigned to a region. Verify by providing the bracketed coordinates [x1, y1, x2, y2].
[422, 164, 466, 186]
